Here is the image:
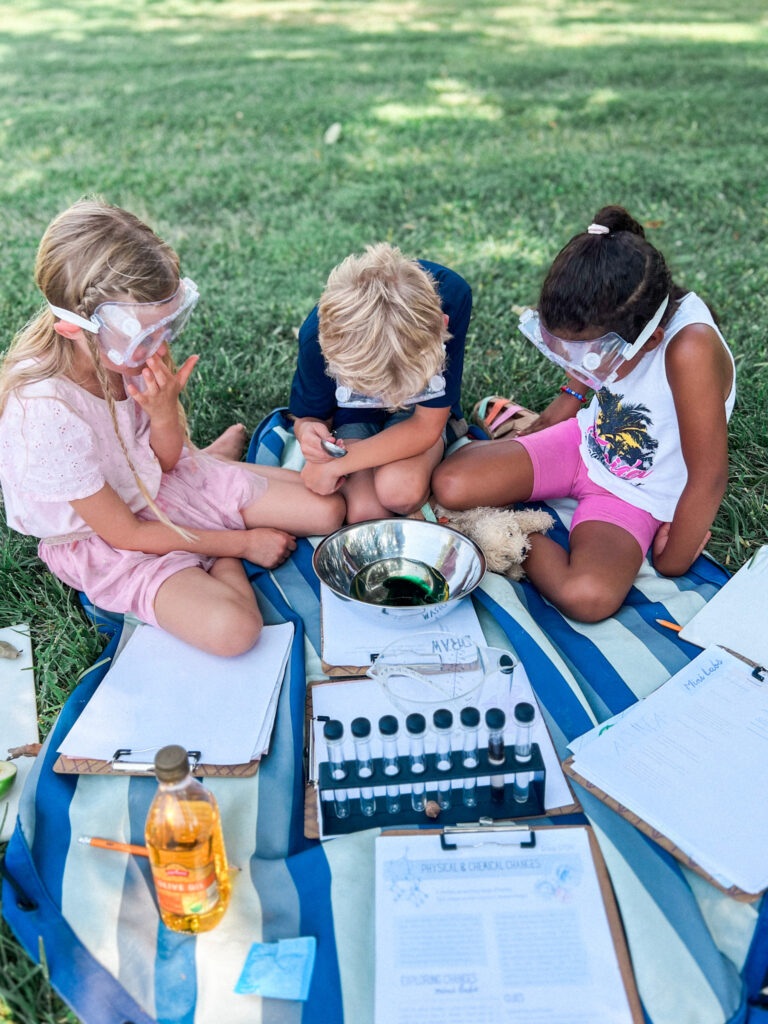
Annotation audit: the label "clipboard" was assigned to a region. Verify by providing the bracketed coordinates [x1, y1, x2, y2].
[53, 748, 263, 778]
[562, 753, 763, 903]
[375, 822, 644, 1024]
[562, 648, 768, 903]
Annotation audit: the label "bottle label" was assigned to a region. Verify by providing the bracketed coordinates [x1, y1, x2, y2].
[152, 861, 219, 917]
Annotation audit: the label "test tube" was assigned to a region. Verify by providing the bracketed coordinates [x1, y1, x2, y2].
[379, 715, 401, 815]
[406, 713, 427, 812]
[513, 701, 535, 804]
[323, 719, 350, 818]
[351, 717, 376, 816]
[433, 709, 453, 810]
[460, 706, 480, 807]
[485, 707, 506, 804]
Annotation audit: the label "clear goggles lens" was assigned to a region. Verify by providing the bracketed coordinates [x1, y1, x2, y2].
[92, 278, 199, 367]
[335, 372, 446, 409]
[517, 296, 668, 390]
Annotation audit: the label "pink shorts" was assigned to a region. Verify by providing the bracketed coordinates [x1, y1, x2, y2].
[515, 418, 662, 554]
[39, 452, 268, 627]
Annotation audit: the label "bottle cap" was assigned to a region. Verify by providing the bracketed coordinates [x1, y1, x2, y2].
[514, 702, 535, 725]
[485, 707, 506, 731]
[379, 715, 399, 736]
[405, 713, 426, 735]
[433, 708, 453, 730]
[499, 654, 515, 675]
[323, 719, 344, 741]
[351, 716, 371, 739]
[460, 706, 480, 728]
[154, 744, 190, 783]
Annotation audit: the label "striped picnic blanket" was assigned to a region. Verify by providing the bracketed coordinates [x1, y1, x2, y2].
[3, 407, 767, 1024]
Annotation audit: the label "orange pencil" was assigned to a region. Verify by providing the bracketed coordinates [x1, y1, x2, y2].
[655, 619, 682, 633]
[79, 835, 148, 856]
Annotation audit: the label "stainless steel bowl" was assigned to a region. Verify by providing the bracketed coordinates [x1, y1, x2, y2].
[312, 518, 486, 622]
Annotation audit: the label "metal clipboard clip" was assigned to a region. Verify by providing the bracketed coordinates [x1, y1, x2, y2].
[440, 820, 536, 851]
[110, 748, 201, 774]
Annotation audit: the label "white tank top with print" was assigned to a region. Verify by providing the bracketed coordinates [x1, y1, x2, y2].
[575, 292, 736, 522]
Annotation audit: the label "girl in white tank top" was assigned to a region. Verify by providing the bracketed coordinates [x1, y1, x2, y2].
[432, 205, 735, 623]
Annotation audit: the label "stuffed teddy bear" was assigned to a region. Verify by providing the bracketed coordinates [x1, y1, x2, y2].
[433, 504, 554, 581]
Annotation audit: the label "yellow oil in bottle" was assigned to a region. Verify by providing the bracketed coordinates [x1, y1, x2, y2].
[145, 745, 231, 933]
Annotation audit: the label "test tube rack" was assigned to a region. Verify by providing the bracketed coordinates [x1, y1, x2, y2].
[316, 745, 546, 836]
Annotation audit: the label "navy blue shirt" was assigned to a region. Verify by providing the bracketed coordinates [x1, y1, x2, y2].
[288, 260, 472, 427]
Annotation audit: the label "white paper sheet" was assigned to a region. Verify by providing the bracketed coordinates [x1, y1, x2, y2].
[311, 660, 574, 835]
[58, 622, 294, 766]
[569, 647, 768, 892]
[0, 624, 38, 842]
[374, 829, 635, 1024]
[320, 584, 486, 667]
[679, 545, 768, 669]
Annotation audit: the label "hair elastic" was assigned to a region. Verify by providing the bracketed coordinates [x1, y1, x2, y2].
[586, 223, 610, 235]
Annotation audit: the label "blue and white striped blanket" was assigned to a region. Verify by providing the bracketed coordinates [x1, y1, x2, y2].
[3, 408, 767, 1024]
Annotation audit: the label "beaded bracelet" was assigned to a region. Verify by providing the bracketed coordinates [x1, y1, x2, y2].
[559, 384, 587, 403]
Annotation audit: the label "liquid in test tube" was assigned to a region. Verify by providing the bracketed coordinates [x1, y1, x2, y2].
[406, 713, 427, 812]
[460, 706, 480, 807]
[351, 716, 376, 816]
[379, 715, 401, 814]
[485, 707, 506, 805]
[512, 701, 535, 804]
[323, 719, 350, 819]
[433, 708, 453, 810]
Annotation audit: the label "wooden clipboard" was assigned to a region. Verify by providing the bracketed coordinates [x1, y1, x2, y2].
[303, 677, 581, 839]
[52, 750, 262, 778]
[562, 755, 763, 903]
[377, 823, 644, 1024]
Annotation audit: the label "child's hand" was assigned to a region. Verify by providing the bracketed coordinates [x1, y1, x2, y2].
[126, 352, 199, 423]
[296, 421, 342, 463]
[652, 523, 711, 576]
[301, 459, 346, 496]
[240, 528, 297, 568]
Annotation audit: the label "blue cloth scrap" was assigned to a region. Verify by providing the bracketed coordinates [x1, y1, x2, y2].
[234, 936, 317, 1000]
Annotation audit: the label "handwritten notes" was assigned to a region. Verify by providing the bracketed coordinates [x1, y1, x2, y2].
[569, 647, 768, 893]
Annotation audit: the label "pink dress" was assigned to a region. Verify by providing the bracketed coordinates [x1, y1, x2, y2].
[0, 374, 268, 626]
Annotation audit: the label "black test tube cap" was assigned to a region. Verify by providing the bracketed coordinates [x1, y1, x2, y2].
[405, 713, 426, 735]
[499, 654, 515, 674]
[485, 707, 506, 730]
[433, 708, 453, 730]
[323, 719, 344, 741]
[351, 716, 371, 738]
[514, 702, 535, 724]
[379, 715, 399, 736]
[460, 706, 480, 728]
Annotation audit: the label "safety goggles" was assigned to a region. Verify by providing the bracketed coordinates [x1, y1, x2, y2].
[335, 372, 446, 409]
[49, 277, 199, 368]
[517, 296, 669, 390]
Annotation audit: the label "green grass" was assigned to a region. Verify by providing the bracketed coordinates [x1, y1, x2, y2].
[1, 1, 767, 1019]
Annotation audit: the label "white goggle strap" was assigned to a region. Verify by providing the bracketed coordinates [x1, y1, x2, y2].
[622, 295, 669, 360]
[47, 303, 100, 334]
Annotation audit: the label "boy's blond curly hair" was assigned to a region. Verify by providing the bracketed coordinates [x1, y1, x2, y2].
[318, 243, 450, 409]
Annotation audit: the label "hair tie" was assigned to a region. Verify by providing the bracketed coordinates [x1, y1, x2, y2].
[587, 223, 610, 235]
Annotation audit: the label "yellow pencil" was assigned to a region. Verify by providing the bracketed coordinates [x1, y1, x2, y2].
[79, 835, 148, 856]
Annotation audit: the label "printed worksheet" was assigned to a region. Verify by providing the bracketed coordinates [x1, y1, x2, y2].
[374, 829, 638, 1024]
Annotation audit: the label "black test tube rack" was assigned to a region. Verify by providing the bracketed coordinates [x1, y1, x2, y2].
[317, 745, 546, 837]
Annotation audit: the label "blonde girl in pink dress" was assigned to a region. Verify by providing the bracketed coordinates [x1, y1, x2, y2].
[0, 199, 344, 655]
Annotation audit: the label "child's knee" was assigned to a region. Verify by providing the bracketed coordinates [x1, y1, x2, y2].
[317, 493, 346, 534]
[206, 601, 263, 657]
[555, 575, 625, 623]
[374, 468, 428, 516]
[431, 460, 470, 510]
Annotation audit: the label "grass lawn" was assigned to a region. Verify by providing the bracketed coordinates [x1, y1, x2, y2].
[1, 1, 767, 1020]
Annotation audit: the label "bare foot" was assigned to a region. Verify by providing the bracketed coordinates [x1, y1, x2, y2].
[203, 423, 249, 461]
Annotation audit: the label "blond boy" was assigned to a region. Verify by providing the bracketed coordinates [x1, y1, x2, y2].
[290, 244, 472, 522]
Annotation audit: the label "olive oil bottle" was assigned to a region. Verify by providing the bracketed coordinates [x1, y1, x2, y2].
[145, 745, 230, 933]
